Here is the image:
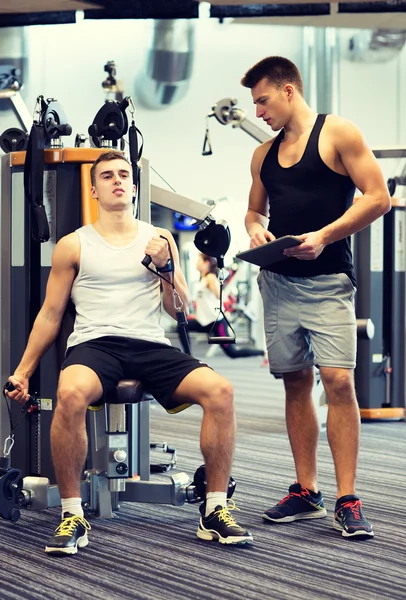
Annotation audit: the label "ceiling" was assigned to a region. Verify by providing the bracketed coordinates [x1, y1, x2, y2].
[0, 0, 405, 29]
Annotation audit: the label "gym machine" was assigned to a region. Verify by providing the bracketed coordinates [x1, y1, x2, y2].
[354, 149, 406, 420]
[0, 92, 233, 521]
[203, 98, 406, 421]
[0, 65, 31, 153]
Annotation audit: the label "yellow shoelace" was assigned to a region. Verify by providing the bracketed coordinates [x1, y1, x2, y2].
[55, 515, 91, 537]
[213, 499, 240, 526]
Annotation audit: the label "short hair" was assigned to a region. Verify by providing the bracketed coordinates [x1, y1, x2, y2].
[90, 150, 131, 186]
[241, 56, 304, 96]
[201, 253, 217, 275]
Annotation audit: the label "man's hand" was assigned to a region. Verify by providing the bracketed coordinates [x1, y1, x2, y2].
[283, 231, 326, 260]
[249, 226, 276, 248]
[6, 374, 30, 406]
[144, 236, 170, 269]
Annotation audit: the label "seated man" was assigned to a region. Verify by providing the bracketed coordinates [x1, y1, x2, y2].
[7, 150, 253, 555]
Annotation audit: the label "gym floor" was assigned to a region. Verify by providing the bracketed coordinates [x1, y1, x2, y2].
[0, 347, 404, 600]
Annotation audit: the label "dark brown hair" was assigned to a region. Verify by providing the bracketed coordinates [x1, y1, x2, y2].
[90, 150, 131, 186]
[241, 56, 304, 96]
[201, 253, 217, 275]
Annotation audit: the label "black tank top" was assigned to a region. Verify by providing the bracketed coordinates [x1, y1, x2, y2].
[260, 114, 356, 285]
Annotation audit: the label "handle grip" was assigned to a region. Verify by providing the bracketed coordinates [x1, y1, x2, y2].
[3, 382, 39, 411]
[141, 254, 152, 267]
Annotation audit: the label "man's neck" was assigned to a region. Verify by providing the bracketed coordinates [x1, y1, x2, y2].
[95, 209, 137, 236]
[283, 102, 317, 140]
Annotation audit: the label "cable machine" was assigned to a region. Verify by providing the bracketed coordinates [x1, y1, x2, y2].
[0, 83, 234, 520]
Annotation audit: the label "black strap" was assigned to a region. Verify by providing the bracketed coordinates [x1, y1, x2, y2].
[129, 120, 144, 196]
[22, 121, 49, 411]
[23, 122, 50, 243]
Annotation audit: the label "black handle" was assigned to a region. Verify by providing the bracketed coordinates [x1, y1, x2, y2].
[3, 382, 39, 411]
[141, 254, 152, 267]
[208, 336, 236, 344]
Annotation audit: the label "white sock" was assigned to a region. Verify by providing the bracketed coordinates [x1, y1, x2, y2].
[206, 492, 227, 517]
[61, 498, 84, 519]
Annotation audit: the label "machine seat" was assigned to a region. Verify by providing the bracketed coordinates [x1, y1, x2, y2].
[104, 379, 146, 405]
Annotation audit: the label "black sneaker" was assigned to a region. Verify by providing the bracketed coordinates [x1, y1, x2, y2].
[333, 495, 374, 538]
[197, 501, 253, 545]
[45, 513, 91, 555]
[263, 482, 327, 523]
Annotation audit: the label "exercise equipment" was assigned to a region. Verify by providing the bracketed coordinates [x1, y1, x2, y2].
[0, 65, 32, 133]
[0, 91, 235, 520]
[202, 97, 270, 155]
[355, 196, 405, 420]
[0, 382, 236, 521]
[0, 127, 28, 153]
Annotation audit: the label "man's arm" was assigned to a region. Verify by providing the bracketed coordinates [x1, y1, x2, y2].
[245, 141, 276, 248]
[321, 118, 391, 243]
[145, 228, 190, 320]
[285, 118, 391, 260]
[8, 233, 79, 402]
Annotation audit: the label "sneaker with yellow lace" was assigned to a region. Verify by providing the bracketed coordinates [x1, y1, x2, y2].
[197, 500, 253, 545]
[45, 513, 91, 555]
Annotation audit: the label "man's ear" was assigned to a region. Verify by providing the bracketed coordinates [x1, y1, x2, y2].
[132, 184, 136, 195]
[285, 84, 294, 99]
[90, 186, 98, 199]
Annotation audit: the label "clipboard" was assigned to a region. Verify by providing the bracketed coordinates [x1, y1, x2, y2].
[236, 235, 303, 268]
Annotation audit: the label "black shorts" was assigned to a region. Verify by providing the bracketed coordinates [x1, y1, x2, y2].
[61, 336, 208, 413]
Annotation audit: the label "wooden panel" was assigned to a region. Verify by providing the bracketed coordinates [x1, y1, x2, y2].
[0, 0, 101, 13]
[81, 163, 98, 225]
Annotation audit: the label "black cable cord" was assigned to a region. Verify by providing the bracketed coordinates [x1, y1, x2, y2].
[208, 270, 236, 342]
[142, 235, 175, 288]
[2, 387, 34, 434]
[142, 237, 191, 355]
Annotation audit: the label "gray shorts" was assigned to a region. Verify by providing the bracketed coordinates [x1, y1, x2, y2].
[257, 271, 357, 373]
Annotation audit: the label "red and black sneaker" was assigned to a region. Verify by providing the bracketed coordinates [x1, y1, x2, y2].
[263, 482, 327, 523]
[334, 495, 374, 538]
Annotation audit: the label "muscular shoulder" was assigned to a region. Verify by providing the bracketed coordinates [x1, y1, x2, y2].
[324, 115, 364, 151]
[251, 138, 275, 175]
[52, 232, 80, 269]
[155, 226, 174, 243]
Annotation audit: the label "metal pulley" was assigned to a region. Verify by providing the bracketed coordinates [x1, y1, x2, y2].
[0, 127, 28, 153]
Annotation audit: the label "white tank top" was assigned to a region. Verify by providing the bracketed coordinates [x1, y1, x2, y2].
[67, 222, 170, 348]
[195, 277, 219, 327]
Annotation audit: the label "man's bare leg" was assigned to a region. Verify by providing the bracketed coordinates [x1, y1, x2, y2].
[319, 366, 359, 498]
[51, 365, 103, 498]
[173, 367, 252, 544]
[172, 367, 235, 492]
[283, 368, 320, 492]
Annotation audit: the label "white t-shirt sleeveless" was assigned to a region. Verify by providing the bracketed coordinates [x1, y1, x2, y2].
[67, 221, 170, 348]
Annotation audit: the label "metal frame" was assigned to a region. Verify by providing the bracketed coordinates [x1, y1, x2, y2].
[0, 150, 214, 516]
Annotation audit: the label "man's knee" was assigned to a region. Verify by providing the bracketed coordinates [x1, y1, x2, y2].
[56, 381, 96, 415]
[319, 367, 355, 400]
[201, 374, 234, 412]
[283, 368, 314, 396]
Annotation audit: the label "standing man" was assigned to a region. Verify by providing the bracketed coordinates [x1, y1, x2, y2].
[6, 150, 253, 554]
[241, 56, 390, 538]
